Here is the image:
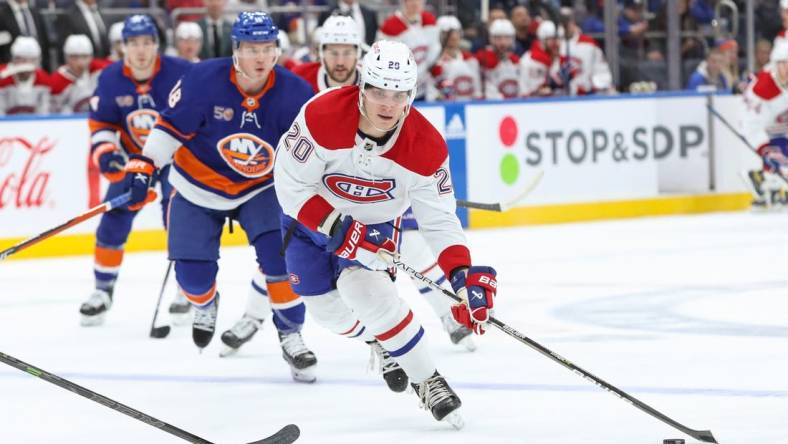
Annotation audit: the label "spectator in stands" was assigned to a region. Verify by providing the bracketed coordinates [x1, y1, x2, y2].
[618, 0, 650, 57]
[689, 0, 715, 25]
[0, 0, 53, 70]
[432, 15, 482, 101]
[470, 3, 508, 52]
[652, 0, 704, 60]
[0, 37, 51, 115]
[56, 0, 110, 61]
[520, 20, 560, 97]
[559, 8, 614, 95]
[477, 18, 521, 99]
[511, 4, 539, 56]
[198, 0, 233, 59]
[718, 38, 744, 92]
[378, 0, 441, 101]
[174, 21, 203, 62]
[108, 22, 124, 62]
[686, 47, 730, 92]
[318, 0, 379, 47]
[50, 35, 110, 114]
[755, 38, 772, 74]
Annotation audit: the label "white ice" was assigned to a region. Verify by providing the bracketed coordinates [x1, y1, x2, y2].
[1, 211, 787, 444]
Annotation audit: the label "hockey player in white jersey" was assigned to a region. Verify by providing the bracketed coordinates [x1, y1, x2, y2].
[475, 19, 520, 99]
[274, 40, 499, 426]
[559, 9, 614, 95]
[741, 42, 788, 207]
[378, 0, 441, 100]
[50, 35, 111, 114]
[519, 21, 562, 97]
[431, 15, 482, 101]
[0, 37, 51, 115]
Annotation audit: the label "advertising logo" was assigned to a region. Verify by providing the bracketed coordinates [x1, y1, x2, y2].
[0, 136, 53, 210]
[498, 115, 520, 185]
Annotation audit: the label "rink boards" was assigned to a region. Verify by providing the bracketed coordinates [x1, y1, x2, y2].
[0, 92, 755, 259]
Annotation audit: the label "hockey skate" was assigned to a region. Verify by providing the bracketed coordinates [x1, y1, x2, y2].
[441, 313, 476, 352]
[278, 331, 318, 383]
[219, 315, 264, 358]
[192, 293, 219, 349]
[79, 289, 112, 326]
[744, 170, 769, 208]
[367, 340, 409, 392]
[168, 290, 192, 326]
[412, 371, 464, 429]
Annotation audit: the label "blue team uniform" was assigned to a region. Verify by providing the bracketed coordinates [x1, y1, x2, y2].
[153, 59, 314, 332]
[88, 55, 191, 290]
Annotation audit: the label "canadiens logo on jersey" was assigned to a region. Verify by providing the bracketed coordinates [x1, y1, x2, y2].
[126, 109, 160, 148]
[217, 133, 275, 178]
[323, 174, 396, 203]
[498, 79, 519, 99]
[453, 76, 474, 95]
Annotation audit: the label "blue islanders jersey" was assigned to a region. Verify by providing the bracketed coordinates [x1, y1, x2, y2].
[88, 56, 192, 156]
[153, 59, 313, 210]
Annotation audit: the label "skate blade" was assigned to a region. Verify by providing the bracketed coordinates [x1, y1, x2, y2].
[80, 313, 106, 327]
[290, 365, 317, 384]
[219, 346, 239, 358]
[442, 410, 465, 430]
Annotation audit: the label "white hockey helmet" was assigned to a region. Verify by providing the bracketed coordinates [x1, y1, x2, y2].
[64, 34, 93, 56]
[278, 30, 291, 54]
[537, 20, 558, 41]
[489, 19, 515, 37]
[359, 40, 418, 123]
[11, 36, 41, 59]
[772, 42, 788, 64]
[109, 22, 124, 44]
[175, 21, 203, 41]
[320, 15, 361, 60]
[437, 15, 462, 34]
[782, 0, 788, 10]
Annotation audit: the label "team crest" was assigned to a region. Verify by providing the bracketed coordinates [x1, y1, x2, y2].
[216, 133, 275, 178]
[125, 109, 159, 148]
[453, 76, 474, 96]
[323, 174, 396, 203]
[498, 79, 519, 99]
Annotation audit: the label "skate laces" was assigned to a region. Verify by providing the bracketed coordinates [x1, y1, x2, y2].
[416, 375, 453, 411]
[85, 290, 111, 309]
[368, 341, 401, 375]
[193, 301, 217, 331]
[280, 332, 309, 357]
[231, 315, 261, 338]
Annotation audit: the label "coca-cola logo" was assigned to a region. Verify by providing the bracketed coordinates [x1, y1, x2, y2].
[0, 136, 53, 210]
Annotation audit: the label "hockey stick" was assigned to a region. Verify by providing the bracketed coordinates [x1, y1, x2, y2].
[149, 260, 174, 339]
[390, 257, 718, 443]
[0, 351, 300, 444]
[0, 192, 132, 261]
[456, 170, 544, 212]
[706, 104, 788, 187]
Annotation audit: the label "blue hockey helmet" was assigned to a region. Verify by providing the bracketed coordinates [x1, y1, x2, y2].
[231, 12, 278, 46]
[121, 14, 158, 43]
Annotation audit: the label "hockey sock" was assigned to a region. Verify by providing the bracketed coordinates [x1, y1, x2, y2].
[267, 274, 305, 334]
[175, 260, 218, 307]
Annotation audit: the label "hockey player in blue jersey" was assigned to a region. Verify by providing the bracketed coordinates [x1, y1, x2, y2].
[80, 15, 192, 326]
[123, 12, 318, 382]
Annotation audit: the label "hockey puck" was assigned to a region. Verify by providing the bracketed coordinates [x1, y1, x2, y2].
[663, 439, 685, 444]
[149, 325, 171, 339]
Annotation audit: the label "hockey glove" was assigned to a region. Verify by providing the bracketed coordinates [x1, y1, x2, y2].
[450, 266, 498, 335]
[325, 216, 397, 271]
[92, 143, 127, 183]
[123, 154, 158, 211]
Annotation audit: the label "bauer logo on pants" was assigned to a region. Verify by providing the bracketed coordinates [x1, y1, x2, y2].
[323, 174, 395, 203]
[216, 133, 275, 178]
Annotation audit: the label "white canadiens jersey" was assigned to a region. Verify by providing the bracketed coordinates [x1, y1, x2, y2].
[741, 69, 788, 149]
[519, 45, 554, 97]
[560, 34, 612, 95]
[475, 48, 521, 99]
[432, 51, 482, 100]
[0, 68, 51, 115]
[378, 11, 441, 99]
[50, 61, 109, 114]
[274, 86, 469, 269]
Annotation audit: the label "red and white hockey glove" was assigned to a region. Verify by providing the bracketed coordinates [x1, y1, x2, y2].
[123, 154, 158, 211]
[450, 266, 498, 335]
[325, 216, 397, 271]
[92, 143, 127, 183]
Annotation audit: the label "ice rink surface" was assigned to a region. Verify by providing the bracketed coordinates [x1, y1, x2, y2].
[2, 210, 788, 444]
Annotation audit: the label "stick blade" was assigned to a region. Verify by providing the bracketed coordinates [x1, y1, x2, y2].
[691, 429, 718, 443]
[247, 424, 300, 444]
[149, 325, 171, 339]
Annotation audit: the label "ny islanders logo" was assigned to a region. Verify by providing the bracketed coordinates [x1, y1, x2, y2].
[323, 174, 395, 203]
[217, 133, 275, 178]
[126, 109, 159, 148]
